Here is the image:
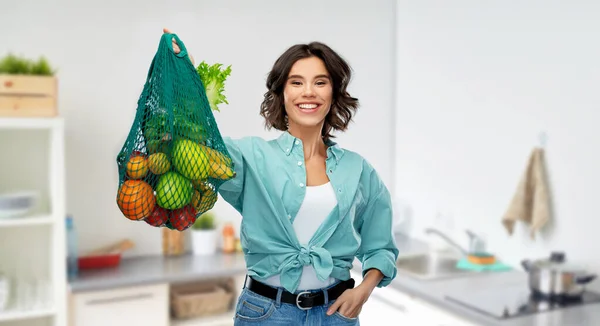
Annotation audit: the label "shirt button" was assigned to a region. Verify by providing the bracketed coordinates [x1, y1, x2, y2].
[299, 183, 305, 188]
[298, 161, 303, 166]
[328, 169, 333, 173]
[338, 188, 342, 193]
[287, 214, 291, 219]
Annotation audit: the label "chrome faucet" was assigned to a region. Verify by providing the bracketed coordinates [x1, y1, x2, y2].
[424, 227, 468, 256]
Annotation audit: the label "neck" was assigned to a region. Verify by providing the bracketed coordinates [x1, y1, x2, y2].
[288, 123, 326, 159]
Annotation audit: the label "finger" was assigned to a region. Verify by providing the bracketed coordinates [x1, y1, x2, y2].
[172, 39, 180, 54]
[347, 305, 361, 318]
[189, 54, 195, 66]
[339, 302, 353, 317]
[326, 299, 343, 315]
[163, 27, 172, 34]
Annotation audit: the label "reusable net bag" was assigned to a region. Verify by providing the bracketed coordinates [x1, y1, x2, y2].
[115, 33, 235, 231]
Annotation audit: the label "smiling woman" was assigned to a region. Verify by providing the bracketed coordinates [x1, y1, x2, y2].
[260, 42, 359, 143]
[285, 58, 332, 128]
[163, 28, 399, 326]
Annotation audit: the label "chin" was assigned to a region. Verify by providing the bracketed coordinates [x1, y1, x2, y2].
[288, 116, 326, 129]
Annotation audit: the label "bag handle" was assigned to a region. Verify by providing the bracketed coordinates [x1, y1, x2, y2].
[144, 33, 191, 80]
[162, 33, 188, 58]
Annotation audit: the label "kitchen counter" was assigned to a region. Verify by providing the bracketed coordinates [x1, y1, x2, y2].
[69, 252, 247, 293]
[69, 236, 600, 325]
[383, 234, 600, 326]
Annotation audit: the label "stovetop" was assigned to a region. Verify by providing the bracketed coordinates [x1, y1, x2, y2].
[445, 284, 600, 320]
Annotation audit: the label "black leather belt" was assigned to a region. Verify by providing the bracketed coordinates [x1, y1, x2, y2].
[245, 277, 355, 310]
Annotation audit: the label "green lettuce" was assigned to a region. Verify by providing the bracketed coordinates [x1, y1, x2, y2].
[196, 61, 232, 112]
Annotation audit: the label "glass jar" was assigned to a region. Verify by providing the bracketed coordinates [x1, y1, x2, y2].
[162, 228, 185, 256]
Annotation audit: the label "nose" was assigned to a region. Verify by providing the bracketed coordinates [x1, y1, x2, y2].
[302, 84, 316, 97]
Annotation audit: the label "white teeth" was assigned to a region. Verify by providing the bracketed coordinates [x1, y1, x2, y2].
[298, 104, 318, 109]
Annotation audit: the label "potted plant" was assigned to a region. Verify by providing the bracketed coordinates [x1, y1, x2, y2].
[0, 53, 58, 117]
[190, 211, 218, 255]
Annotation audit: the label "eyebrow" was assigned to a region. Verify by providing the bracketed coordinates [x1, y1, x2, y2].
[288, 74, 330, 80]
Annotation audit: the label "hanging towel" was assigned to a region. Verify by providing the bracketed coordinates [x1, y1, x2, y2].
[502, 147, 551, 240]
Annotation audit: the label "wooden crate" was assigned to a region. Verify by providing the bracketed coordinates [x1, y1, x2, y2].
[0, 74, 58, 117]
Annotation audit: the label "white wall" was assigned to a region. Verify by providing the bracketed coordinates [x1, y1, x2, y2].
[0, 0, 396, 256]
[395, 1, 600, 271]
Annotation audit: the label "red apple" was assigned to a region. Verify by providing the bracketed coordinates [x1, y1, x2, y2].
[169, 205, 197, 231]
[131, 150, 145, 158]
[144, 206, 169, 227]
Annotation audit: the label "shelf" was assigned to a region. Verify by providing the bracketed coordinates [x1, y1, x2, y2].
[171, 310, 234, 326]
[0, 214, 54, 228]
[0, 117, 63, 130]
[0, 112, 66, 326]
[0, 307, 56, 322]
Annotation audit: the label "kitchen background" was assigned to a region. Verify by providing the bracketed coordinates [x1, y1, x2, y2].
[395, 0, 600, 272]
[1, 0, 396, 257]
[1, 0, 600, 325]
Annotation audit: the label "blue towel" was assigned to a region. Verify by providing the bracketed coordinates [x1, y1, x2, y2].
[456, 258, 513, 272]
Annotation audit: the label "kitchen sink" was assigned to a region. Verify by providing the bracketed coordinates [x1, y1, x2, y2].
[396, 251, 477, 280]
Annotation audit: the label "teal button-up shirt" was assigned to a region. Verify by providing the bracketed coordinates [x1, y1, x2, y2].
[218, 131, 399, 293]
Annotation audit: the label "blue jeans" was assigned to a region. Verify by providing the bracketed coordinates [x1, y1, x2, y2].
[233, 280, 360, 326]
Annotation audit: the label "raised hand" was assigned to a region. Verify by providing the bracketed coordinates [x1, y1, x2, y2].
[162, 27, 195, 65]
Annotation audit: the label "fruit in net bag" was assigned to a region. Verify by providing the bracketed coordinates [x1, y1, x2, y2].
[117, 180, 156, 220]
[115, 33, 234, 230]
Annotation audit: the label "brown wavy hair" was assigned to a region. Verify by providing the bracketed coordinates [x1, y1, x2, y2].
[259, 42, 359, 141]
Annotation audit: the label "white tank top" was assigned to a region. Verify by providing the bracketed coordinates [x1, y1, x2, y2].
[263, 182, 338, 290]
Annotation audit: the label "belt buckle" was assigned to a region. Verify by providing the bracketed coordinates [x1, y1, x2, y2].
[295, 291, 312, 310]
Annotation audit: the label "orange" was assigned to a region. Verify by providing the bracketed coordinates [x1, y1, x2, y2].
[126, 155, 149, 179]
[117, 180, 156, 220]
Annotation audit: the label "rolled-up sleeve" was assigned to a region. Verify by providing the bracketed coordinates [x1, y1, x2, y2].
[356, 180, 399, 287]
[217, 137, 245, 213]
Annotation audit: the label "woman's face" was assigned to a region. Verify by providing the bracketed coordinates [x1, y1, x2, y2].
[283, 56, 333, 131]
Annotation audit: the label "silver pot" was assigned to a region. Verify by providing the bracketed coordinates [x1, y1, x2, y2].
[521, 252, 597, 299]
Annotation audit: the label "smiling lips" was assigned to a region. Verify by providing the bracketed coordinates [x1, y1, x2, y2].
[297, 103, 320, 113]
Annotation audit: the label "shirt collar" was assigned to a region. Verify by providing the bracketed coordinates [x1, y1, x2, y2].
[276, 131, 344, 162]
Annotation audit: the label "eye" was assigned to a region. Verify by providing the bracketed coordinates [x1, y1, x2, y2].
[316, 80, 328, 86]
[290, 81, 302, 86]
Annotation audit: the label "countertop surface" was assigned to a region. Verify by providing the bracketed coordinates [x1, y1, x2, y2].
[385, 234, 600, 326]
[69, 251, 247, 293]
[69, 235, 600, 325]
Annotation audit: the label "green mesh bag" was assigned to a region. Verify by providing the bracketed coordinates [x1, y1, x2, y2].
[115, 33, 235, 231]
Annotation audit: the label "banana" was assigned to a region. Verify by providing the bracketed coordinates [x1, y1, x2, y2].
[209, 162, 235, 180]
[193, 182, 218, 212]
[201, 145, 232, 166]
[197, 144, 235, 180]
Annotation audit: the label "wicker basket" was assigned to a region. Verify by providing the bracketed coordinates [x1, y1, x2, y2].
[170, 277, 235, 319]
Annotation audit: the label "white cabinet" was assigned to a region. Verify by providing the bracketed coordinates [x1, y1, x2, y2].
[408, 299, 479, 326]
[69, 273, 247, 326]
[352, 271, 478, 326]
[69, 283, 169, 326]
[352, 271, 416, 325]
[360, 289, 417, 325]
[0, 117, 67, 326]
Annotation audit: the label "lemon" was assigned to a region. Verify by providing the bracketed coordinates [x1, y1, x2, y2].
[148, 153, 171, 175]
[172, 139, 210, 180]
